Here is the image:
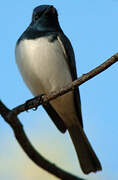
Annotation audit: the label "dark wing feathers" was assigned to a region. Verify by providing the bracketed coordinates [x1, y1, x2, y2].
[43, 103, 67, 133]
[58, 32, 83, 127]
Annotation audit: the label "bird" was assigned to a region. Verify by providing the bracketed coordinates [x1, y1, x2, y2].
[15, 5, 102, 174]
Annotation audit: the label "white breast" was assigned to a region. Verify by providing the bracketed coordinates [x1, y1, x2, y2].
[15, 37, 77, 126]
[15, 37, 72, 95]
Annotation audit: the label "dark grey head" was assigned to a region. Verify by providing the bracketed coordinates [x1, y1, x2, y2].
[31, 5, 61, 32]
[17, 5, 62, 43]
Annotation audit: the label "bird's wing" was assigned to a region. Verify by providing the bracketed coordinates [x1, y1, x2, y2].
[57, 32, 83, 127]
[43, 103, 67, 133]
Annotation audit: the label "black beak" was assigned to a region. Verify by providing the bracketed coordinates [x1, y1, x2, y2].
[45, 5, 56, 14]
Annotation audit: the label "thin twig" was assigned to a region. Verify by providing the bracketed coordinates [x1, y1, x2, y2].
[11, 53, 118, 116]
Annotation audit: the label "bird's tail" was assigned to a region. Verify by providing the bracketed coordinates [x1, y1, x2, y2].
[68, 122, 102, 174]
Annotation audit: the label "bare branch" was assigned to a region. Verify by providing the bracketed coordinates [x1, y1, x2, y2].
[11, 53, 118, 116]
[0, 53, 117, 179]
[0, 100, 84, 180]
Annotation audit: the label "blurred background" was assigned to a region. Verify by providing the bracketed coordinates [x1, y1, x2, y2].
[0, 0, 118, 180]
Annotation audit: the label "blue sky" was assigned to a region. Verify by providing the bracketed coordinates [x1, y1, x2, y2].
[0, 1, 118, 180]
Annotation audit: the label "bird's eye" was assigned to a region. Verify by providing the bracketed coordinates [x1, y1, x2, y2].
[34, 13, 40, 21]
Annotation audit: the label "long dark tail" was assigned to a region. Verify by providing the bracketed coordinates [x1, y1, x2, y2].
[68, 123, 102, 174]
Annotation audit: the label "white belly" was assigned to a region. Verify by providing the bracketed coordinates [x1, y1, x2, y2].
[15, 37, 77, 126]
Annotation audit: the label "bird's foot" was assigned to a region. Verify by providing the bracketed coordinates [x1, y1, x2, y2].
[25, 94, 45, 111]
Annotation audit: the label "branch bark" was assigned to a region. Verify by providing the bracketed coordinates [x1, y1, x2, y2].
[0, 53, 118, 179]
[0, 101, 84, 180]
[11, 53, 118, 116]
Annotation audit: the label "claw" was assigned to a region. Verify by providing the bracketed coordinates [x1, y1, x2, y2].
[25, 94, 45, 112]
[25, 99, 32, 112]
[32, 107, 38, 111]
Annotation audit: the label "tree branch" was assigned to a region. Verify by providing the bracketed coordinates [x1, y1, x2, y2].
[0, 100, 84, 180]
[10, 53, 118, 116]
[0, 53, 117, 179]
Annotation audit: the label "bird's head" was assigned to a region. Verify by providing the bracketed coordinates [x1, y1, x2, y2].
[30, 5, 61, 32]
